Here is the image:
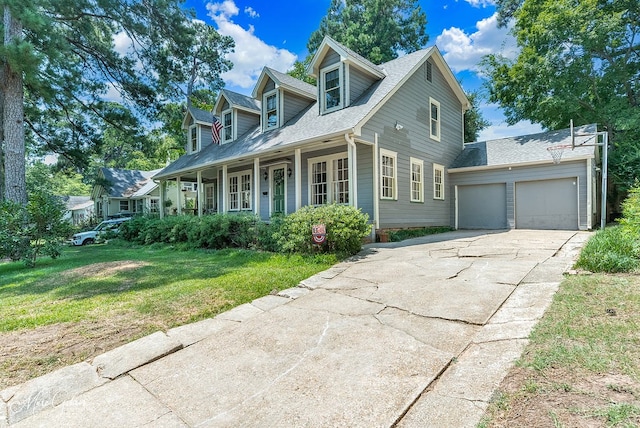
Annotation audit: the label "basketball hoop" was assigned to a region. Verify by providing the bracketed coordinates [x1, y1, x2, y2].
[547, 144, 573, 164]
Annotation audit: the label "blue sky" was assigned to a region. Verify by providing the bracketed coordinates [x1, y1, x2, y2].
[183, 0, 543, 141]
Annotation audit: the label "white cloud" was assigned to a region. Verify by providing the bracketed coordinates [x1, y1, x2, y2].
[435, 13, 517, 73]
[244, 6, 259, 18]
[207, 1, 296, 89]
[464, 0, 496, 7]
[113, 31, 135, 56]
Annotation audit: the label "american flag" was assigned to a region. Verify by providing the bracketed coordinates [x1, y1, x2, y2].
[211, 115, 223, 145]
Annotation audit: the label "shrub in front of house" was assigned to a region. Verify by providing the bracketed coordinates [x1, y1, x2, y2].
[0, 190, 72, 267]
[120, 213, 261, 249]
[274, 204, 371, 256]
[619, 182, 640, 239]
[575, 225, 638, 273]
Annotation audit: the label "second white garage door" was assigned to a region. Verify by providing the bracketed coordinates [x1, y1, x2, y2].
[515, 178, 578, 230]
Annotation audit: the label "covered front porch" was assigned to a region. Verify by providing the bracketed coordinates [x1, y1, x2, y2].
[155, 134, 375, 223]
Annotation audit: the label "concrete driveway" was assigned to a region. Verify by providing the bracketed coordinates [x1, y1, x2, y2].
[4, 230, 590, 427]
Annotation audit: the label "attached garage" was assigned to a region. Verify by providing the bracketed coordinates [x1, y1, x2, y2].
[515, 178, 578, 230]
[457, 183, 507, 229]
[447, 125, 600, 231]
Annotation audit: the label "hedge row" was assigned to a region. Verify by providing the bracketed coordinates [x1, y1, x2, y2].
[119, 204, 371, 256]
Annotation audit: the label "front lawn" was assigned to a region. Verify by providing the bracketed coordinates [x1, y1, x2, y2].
[0, 241, 337, 389]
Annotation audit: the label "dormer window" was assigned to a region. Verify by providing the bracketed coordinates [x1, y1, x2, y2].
[321, 65, 342, 113]
[264, 90, 278, 130]
[189, 125, 198, 153]
[222, 110, 233, 143]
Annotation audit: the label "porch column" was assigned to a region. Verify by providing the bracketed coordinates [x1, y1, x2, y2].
[159, 180, 165, 219]
[253, 158, 260, 217]
[222, 165, 228, 213]
[176, 176, 182, 215]
[295, 148, 302, 210]
[346, 135, 358, 208]
[197, 171, 203, 217]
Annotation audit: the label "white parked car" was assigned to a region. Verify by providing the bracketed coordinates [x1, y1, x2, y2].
[70, 218, 131, 246]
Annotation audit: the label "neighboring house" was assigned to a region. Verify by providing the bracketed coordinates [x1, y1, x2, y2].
[154, 35, 604, 232]
[448, 125, 600, 230]
[63, 196, 95, 225]
[92, 167, 165, 220]
[154, 36, 470, 234]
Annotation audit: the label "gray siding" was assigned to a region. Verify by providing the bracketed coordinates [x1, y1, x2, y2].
[264, 79, 276, 92]
[356, 143, 374, 220]
[199, 125, 213, 149]
[361, 60, 464, 229]
[348, 66, 378, 105]
[320, 49, 340, 69]
[448, 160, 591, 230]
[283, 92, 312, 124]
[236, 110, 259, 138]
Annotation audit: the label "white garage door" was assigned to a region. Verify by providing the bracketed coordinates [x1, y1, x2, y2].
[515, 178, 578, 230]
[457, 183, 507, 229]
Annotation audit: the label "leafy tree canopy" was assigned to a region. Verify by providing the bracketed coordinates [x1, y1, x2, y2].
[1, 0, 234, 202]
[307, 0, 429, 64]
[484, 0, 639, 133]
[464, 90, 490, 143]
[484, 0, 640, 206]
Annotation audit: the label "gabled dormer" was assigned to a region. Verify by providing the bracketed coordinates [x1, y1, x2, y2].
[212, 89, 261, 144]
[252, 67, 316, 132]
[307, 36, 386, 115]
[181, 106, 214, 154]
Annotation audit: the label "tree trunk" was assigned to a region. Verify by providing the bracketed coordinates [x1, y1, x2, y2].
[0, 58, 5, 201]
[3, 6, 26, 204]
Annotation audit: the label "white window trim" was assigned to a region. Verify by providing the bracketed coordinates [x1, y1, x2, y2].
[222, 109, 234, 143]
[188, 124, 199, 153]
[410, 157, 424, 203]
[263, 89, 279, 131]
[429, 97, 441, 142]
[307, 152, 349, 206]
[228, 170, 252, 211]
[380, 149, 398, 201]
[433, 163, 445, 200]
[320, 64, 343, 114]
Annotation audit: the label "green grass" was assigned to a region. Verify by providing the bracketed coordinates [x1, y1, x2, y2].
[0, 240, 338, 333]
[480, 272, 640, 427]
[524, 274, 640, 378]
[575, 226, 639, 273]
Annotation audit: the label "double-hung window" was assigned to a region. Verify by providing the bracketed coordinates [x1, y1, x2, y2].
[433, 163, 445, 200]
[309, 153, 349, 205]
[189, 125, 198, 153]
[264, 90, 278, 130]
[228, 171, 252, 211]
[380, 149, 397, 200]
[429, 97, 441, 142]
[222, 110, 233, 143]
[321, 65, 342, 113]
[410, 157, 424, 202]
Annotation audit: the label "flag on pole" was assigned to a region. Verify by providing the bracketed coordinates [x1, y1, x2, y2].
[211, 115, 223, 145]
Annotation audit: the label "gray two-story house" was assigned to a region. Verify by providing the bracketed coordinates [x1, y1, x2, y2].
[154, 36, 470, 236]
[155, 36, 601, 232]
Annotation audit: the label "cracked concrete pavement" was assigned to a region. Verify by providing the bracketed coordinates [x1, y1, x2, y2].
[1, 229, 591, 427]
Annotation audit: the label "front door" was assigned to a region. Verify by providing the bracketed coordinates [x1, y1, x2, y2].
[272, 167, 285, 215]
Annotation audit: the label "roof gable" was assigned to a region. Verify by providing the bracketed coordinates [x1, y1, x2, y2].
[307, 36, 386, 80]
[252, 67, 316, 100]
[99, 168, 161, 198]
[213, 89, 261, 115]
[181, 106, 213, 130]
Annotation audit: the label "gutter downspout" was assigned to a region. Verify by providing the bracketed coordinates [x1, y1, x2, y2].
[345, 133, 358, 208]
[373, 132, 380, 231]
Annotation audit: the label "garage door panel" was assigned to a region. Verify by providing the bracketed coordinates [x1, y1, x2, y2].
[458, 184, 507, 229]
[515, 178, 578, 230]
